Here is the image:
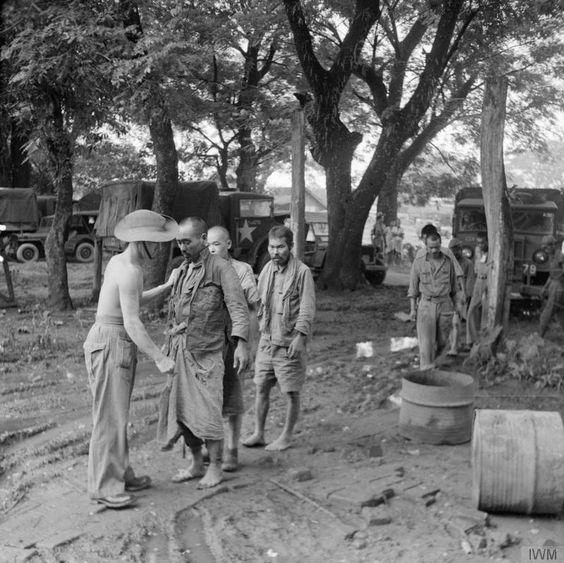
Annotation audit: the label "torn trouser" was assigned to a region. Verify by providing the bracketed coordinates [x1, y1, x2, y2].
[417, 296, 454, 369]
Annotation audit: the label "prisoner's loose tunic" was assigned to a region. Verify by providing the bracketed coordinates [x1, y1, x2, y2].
[158, 250, 249, 442]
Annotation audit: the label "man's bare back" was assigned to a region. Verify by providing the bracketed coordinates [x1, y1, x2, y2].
[97, 253, 143, 319]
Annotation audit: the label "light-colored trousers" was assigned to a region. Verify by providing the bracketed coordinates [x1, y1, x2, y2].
[84, 319, 137, 498]
[417, 298, 454, 370]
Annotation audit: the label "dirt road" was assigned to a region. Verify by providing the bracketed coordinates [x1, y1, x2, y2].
[1, 262, 563, 562]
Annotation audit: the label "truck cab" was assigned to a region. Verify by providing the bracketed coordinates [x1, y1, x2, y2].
[96, 181, 284, 273]
[217, 191, 281, 272]
[453, 187, 562, 299]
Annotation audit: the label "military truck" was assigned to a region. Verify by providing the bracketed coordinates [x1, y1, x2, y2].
[95, 180, 285, 273]
[0, 188, 97, 263]
[452, 187, 564, 299]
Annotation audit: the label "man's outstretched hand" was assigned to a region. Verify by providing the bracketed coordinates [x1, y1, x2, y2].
[156, 355, 175, 374]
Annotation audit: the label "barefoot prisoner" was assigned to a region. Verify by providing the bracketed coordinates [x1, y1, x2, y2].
[158, 217, 250, 489]
[242, 225, 315, 452]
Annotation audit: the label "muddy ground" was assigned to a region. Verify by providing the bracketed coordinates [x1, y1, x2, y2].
[0, 260, 563, 563]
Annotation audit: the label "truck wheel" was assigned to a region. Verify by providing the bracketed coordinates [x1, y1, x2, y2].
[365, 257, 387, 286]
[75, 242, 95, 263]
[16, 243, 40, 263]
[365, 269, 386, 286]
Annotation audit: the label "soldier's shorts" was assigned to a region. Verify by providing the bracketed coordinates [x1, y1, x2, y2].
[254, 336, 306, 393]
[222, 339, 244, 417]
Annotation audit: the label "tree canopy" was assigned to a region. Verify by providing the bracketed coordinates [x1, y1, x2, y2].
[1, 0, 564, 307]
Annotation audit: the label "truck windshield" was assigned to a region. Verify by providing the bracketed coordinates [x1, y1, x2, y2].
[457, 207, 554, 234]
[457, 208, 487, 232]
[240, 199, 271, 218]
[512, 210, 554, 234]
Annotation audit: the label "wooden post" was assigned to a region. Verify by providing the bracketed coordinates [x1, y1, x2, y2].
[92, 237, 103, 301]
[481, 74, 513, 331]
[290, 107, 305, 260]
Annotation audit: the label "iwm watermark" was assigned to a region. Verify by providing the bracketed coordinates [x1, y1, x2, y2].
[522, 546, 564, 562]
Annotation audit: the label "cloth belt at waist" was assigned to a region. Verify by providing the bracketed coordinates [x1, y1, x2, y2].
[95, 314, 124, 326]
[477, 274, 488, 280]
[420, 295, 452, 303]
[166, 322, 188, 336]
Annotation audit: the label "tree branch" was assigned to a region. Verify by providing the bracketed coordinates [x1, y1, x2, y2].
[400, 0, 466, 128]
[352, 63, 388, 116]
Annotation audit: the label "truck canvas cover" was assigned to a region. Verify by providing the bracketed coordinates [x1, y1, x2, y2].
[95, 180, 222, 238]
[0, 188, 40, 231]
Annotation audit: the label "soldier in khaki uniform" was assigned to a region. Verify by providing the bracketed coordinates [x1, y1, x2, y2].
[409, 232, 463, 369]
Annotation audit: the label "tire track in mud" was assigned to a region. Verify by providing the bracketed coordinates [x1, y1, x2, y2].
[0, 362, 168, 515]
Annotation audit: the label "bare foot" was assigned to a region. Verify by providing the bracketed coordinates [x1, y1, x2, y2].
[221, 448, 238, 472]
[197, 464, 223, 489]
[265, 434, 292, 451]
[172, 459, 206, 483]
[241, 433, 266, 448]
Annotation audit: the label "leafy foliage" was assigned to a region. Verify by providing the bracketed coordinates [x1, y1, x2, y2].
[480, 332, 564, 390]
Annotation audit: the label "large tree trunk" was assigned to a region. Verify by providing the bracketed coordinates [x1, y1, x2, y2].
[119, 0, 179, 294]
[10, 119, 31, 188]
[146, 84, 179, 290]
[481, 74, 512, 330]
[236, 124, 258, 192]
[316, 121, 362, 289]
[0, 110, 11, 186]
[284, 0, 467, 290]
[45, 97, 73, 310]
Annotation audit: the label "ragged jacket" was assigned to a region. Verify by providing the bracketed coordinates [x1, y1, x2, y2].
[169, 250, 249, 352]
[257, 253, 316, 346]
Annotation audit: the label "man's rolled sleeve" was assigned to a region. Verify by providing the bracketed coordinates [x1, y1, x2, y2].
[294, 267, 316, 336]
[220, 263, 250, 342]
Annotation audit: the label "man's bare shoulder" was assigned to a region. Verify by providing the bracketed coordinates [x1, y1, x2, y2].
[104, 254, 142, 285]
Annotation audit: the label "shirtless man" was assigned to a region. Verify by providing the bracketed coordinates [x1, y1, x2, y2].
[207, 225, 259, 471]
[84, 210, 177, 509]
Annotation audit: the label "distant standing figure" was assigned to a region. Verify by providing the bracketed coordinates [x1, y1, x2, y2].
[85, 210, 177, 509]
[391, 219, 404, 265]
[243, 225, 316, 451]
[539, 235, 564, 337]
[207, 225, 260, 472]
[371, 212, 386, 254]
[466, 232, 490, 347]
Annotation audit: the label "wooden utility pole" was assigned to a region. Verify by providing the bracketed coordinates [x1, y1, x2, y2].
[481, 74, 513, 331]
[290, 107, 305, 260]
[92, 237, 104, 301]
